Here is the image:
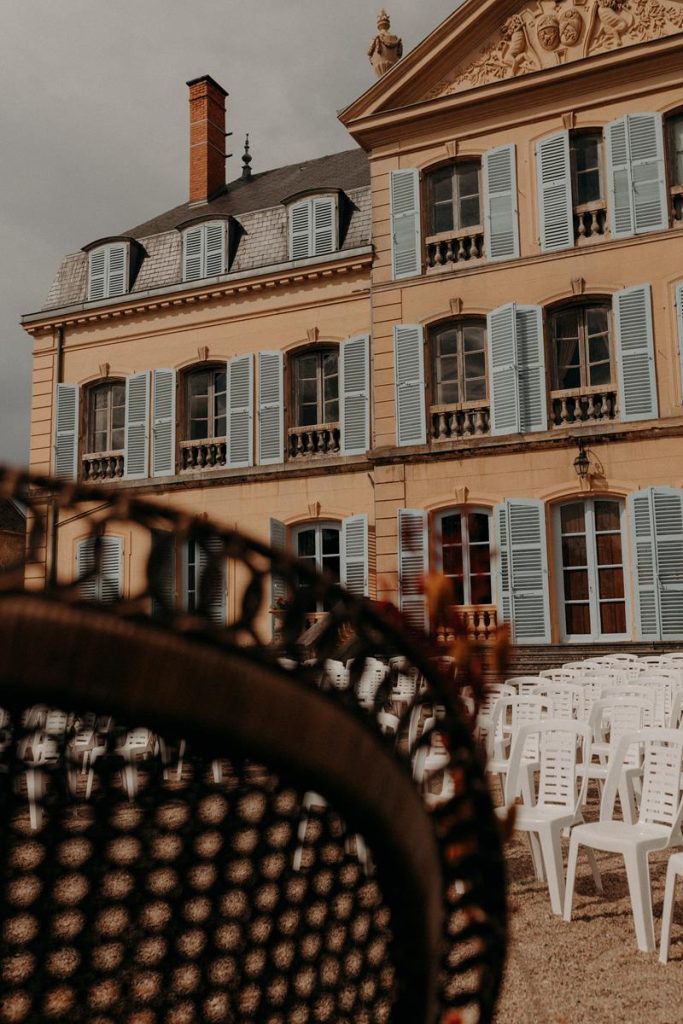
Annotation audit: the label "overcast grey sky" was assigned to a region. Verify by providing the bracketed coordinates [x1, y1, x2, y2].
[0, 1, 461, 466]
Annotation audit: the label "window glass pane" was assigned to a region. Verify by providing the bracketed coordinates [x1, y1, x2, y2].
[323, 556, 341, 582]
[441, 514, 462, 545]
[564, 570, 589, 601]
[463, 326, 485, 353]
[188, 371, 210, 398]
[566, 603, 591, 635]
[595, 532, 622, 567]
[111, 426, 125, 451]
[468, 513, 489, 544]
[431, 168, 453, 204]
[552, 310, 581, 390]
[439, 355, 458, 383]
[560, 503, 585, 534]
[439, 381, 460, 405]
[429, 168, 454, 235]
[437, 330, 458, 357]
[322, 528, 340, 556]
[671, 117, 683, 185]
[598, 567, 625, 600]
[600, 602, 626, 635]
[464, 351, 486, 380]
[443, 545, 463, 577]
[562, 535, 587, 568]
[460, 196, 481, 228]
[297, 355, 318, 379]
[464, 377, 486, 402]
[573, 134, 602, 204]
[594, 501, 620, 533]
[297, 529, 316, 559]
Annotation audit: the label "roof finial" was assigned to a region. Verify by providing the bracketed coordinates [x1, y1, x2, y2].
[368, 9, 403, 78]
[241, 134, 252, 180]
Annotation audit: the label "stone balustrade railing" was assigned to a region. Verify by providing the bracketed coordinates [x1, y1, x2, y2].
[436, 606, 498, 644]
[82, 452, 125, 482]
[180, 438, 227, 471]
[574, 200, 608, 243]
[288, 423, 340, 458]
[430, 403, 491, 441]
[426, 226, 485, 270]
[550, 388, 617, 427]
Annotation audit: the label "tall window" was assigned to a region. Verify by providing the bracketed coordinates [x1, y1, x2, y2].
[668, 113, 683, 187]
[550, 303, 612, 391]
[436, 510, 492, 606]
[431, 320, 487, 406]
[185, 367, 226, 441]
[292, 522, 341, 613]
[570, 131, 604, 206]
[292, 349, 339, 427]
[427, 162, 481, 236]
[88, 381, 125, 453]
[556, 499, 627, 640]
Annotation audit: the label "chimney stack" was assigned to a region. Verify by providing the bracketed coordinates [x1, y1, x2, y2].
[187, 75, 228, 205]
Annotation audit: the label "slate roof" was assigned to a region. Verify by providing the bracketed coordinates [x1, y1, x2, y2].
[42, 148, 372, 312]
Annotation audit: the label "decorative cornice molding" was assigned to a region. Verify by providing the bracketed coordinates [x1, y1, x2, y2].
[426, 0, 683, 99]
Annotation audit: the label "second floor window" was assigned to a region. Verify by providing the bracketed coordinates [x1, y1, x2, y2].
[431, 320, 487, 406]
[570, 131, 603, 207]
[186, 367, 226, 440]
[550, 303, 612, 392]
[89, 381, 125, 453]
[428, 162, 481, 236]
[293, 349, 339, 427]
[668, 113, 683, 187]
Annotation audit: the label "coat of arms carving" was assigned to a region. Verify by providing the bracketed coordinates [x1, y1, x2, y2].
[426, 0, 683, 98]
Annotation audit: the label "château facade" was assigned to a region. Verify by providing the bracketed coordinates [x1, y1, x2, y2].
[21, 0, 683, 649]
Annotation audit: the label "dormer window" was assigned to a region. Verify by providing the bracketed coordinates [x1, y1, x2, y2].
[87, 242, 129, 301]
[288, 196, 338, 260]
[182, 221, 226, 282]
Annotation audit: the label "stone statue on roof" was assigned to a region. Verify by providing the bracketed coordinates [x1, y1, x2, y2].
[368, 9, 403, 78]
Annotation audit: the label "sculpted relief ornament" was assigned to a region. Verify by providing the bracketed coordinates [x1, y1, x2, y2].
[426, 0, 683, 98]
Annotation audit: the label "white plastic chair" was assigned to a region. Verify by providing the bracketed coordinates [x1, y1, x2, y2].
[660, 850, 683, 963]
[597, 653, 639, 666]
[475, 683, 515, 742]
[388, 657, 420, 706]
[637, 656, 666, 672]
[539, 669, 581, 684]
[355, 658, 388, 710]
[670, 692, 683, 730]
[564, 728, 683, 952]
[412, 730, 454, 808]
[505, 676, 544, 695]
[323, 659, 350, 691]
[579, 697, 651, 824]
[603, 686, 657, 726]
[504, 719, 597, 915]
[18, 730, 61, 830]
[532, 682, 583, 720]
[661, 654, 683, 668]
[116, 728, 157, 800]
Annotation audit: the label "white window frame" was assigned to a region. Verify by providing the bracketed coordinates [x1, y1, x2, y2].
[291, 520, 341, 614]
[433, 507, 495, 606]
[552, 498, 631, 644]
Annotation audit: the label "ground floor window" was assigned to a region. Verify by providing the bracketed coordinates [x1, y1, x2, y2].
[292, 522, 341, 613]
[555, 498, 627, 640]
[435, 509, 493, 605]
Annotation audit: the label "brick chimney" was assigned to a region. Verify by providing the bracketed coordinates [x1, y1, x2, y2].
[187, 75, 228, 205]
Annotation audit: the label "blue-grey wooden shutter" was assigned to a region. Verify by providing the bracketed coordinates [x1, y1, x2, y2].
[150, 530, 176, 619]
[228, 354, 254, 469]
[630, 489, 659, 641]
[484, 144, 519, 261]
[258, 352, 284, 465]
[124, 371, 150, 480]
[290, 201, 312, 260]
[487, 305, 519, 436]
[516, 305, 547, 433]
[204, 223, 225, 277]
[390, 169, 421, 280]
[613, 284, 658, 422]
[77, 535, 123, 604]
[55, 383, 79, 480]
[606, 116, 634, 239]
[676, 282, 683, 401]
[106, 243, 128, 297]
[183, 227, 203, 281]
[536, 131, 574, 253]
[495, 499, 550, 644]
[342, 514, 369, 597]
[313, 197, 336, 256]
[394, 325, 426, 447]
[269, 519, 287, 629]
[398, 508, 428, 632]
[340, 334, 370, 456]
[152, 369, 176, 478]
[88, 249, 107, 301]
[652, 488, 683, 640]
[197, 537, 226, 626]
[628, 113, 668, 235]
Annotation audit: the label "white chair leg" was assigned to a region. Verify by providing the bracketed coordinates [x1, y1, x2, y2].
[123, 763, 137, 801]
[211, 759, 222, 783]
[292, 811, 310, 872]
[26, 768, 43, 831]
[176, 739, 186, 781]
[618, 776, 637, 826]
[563, 832, 580, 922]
[585, 847, 603, 894]
[527, 833, 546, 882]
[538, 824, 566, 916]
[624, 847, 655, 953]
[659, 858, 679, 964]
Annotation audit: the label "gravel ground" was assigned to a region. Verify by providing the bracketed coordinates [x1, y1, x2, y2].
[494, 792, 683, 1024]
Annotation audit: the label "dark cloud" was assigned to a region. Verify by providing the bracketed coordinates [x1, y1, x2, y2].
[0, 0, 461, 466]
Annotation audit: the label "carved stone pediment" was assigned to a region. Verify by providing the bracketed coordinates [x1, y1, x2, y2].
[426, 0, 683, 99]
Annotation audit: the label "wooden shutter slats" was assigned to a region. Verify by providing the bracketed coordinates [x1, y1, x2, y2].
[495, 499, 550, 644]
[313, 197, 336, 256]
[536, 131, 574, 253]
[55, 383, 79, 481]
[390, 169, 421, 280]
[607, 114, 667, 238]
[484, 144, 519, 261]
[228, 354, 254, 469]
[342, 514, 369, 597]
[340, 335, 370, 456]
[398, 508, 428, 632]
[124, 371, 151, 480]
[394, 325, 426, 447]
[152, 369, 176, 477]
[258, 352, 284, 465]
[614, 284, 658, 422]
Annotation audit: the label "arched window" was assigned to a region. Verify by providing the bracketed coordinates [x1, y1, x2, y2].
[87, 380, 126, 454]
[185, 366, 226, 441]
[548, 300, 617, 426]
[291, 521, 341, 614]
[291, 348, 339, 428]
[434, 508, 493, 606]
[425, 161, 484, 268]
[667, 111, 683, 224]
[428, 319, 489, 440]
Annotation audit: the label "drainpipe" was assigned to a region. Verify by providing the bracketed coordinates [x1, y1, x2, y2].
[48, 325, 65, 587]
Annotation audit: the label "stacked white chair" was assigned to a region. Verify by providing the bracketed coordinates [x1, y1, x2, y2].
[505, 676, 545, 695]
[532, 681, 583, 720]
[580, 697, 651, 824]
[564, 728, 683, 952]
